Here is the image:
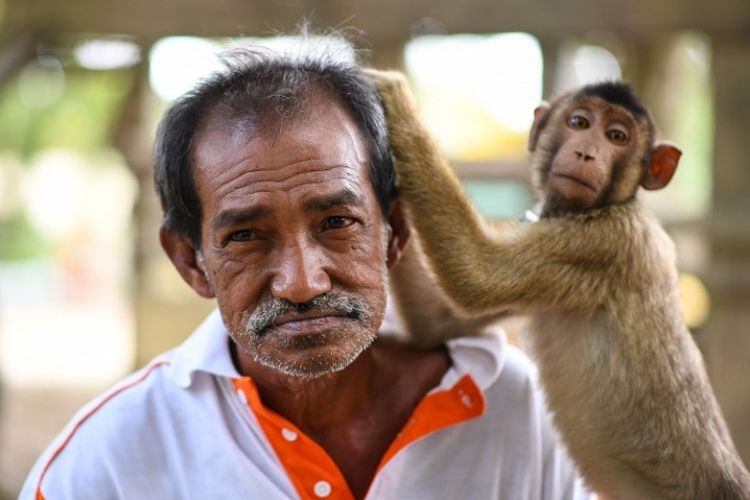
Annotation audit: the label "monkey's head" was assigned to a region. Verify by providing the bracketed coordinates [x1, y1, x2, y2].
[528, 81, 682, 218]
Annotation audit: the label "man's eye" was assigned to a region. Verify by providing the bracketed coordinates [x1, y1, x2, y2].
[567, 115, 590, 129]
[323, 216, 354, 230]
[229, 229, 258, 242]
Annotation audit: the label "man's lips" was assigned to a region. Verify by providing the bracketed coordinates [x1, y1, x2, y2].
[273, 310, 350, 327]
[268, 311, 352, 335]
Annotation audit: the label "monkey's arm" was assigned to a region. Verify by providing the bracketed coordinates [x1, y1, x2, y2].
[369, 70, 616, 315]
[389, 235, 507, 348]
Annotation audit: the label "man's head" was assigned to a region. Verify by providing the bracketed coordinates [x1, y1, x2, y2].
[154, 39, 408, 379]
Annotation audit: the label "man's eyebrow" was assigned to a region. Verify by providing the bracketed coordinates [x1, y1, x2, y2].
[302, 189, 366, 212]
[211, 206, 270, 231]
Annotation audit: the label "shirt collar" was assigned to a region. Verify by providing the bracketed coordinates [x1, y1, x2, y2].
[167, 308, 240, 388]
[442, 329, 506, 391]
[167, 308, 507, 391]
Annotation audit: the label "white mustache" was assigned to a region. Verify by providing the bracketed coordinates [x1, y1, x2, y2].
[244, 293, 372, 337]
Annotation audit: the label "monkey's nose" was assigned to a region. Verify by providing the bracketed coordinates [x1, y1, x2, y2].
[575, 150, 595, 161]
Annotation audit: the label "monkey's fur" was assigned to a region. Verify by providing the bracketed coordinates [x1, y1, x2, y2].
[370, 70, 750, 499]
[389, 233, 504, 347]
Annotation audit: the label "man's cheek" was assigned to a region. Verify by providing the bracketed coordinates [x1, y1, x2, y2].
[208, 252, 263, 289]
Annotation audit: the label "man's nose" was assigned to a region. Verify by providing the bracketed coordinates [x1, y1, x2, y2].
[270, 237, 332, 304]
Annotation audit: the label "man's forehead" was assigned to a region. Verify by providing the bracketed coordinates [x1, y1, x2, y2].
[192, 93, 368, 175]
[189, 91, 378, 223]
[210, 184, 369, 232]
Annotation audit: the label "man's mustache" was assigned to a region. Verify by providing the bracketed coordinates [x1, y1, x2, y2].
[244, 293, 372, 337]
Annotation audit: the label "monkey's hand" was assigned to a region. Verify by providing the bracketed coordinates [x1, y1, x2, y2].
[364, 68, 468, 206]
[364, 69, 428, 155]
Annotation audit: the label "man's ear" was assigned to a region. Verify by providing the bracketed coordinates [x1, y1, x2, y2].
[528, 101, 551, 152]
[641, 141, 682, 191]
[159, 225, 215, 298]
[385, 199, 411, 269]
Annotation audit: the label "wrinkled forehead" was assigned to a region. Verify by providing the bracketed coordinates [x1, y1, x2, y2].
[189, 90, 372, 204]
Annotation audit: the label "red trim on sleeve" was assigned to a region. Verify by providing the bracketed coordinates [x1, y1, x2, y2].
[34, 359, 171, 499]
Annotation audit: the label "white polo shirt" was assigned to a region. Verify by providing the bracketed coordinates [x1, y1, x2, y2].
[21, 309, 591, 500]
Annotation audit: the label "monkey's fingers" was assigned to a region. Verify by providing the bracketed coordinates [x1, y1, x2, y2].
[362, 68, 408, 94]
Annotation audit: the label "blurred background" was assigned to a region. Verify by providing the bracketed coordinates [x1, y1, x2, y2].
[0, 0, 748, 496]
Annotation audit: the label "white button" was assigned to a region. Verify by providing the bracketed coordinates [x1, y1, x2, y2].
[281, 428, 298, 442]
[461, 394, 473, 408]
[314, 480, 332, 498]
[236, 389, 248, 405]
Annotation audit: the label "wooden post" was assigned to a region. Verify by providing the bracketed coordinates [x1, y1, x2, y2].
[706, 35, 750, 466]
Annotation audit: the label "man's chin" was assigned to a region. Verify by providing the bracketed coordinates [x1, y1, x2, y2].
[239, 328, 377, 379]
[253, 352, 354, 379]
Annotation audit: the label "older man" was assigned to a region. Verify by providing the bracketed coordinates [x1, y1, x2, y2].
[22, 40, 589, 499]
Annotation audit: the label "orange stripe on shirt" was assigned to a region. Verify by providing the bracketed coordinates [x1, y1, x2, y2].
[34, 358, 172, 500]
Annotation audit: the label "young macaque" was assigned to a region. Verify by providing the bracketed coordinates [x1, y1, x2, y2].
[369, 69, 750, 499]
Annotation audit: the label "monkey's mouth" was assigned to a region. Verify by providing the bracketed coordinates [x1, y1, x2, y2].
[550, 173, 597, 193]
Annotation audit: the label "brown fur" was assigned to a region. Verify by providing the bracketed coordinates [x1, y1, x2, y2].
[388, 233, 505, 348]
[369, 69, 750, 499]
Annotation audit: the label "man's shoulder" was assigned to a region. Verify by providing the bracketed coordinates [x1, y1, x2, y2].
[445, 332, 551, 432]
[446, 330, 540, 398]
[68, 357, 176, 433]
[19, 357, 185, 499]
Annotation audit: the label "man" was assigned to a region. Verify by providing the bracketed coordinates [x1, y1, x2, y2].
[22, 39, 589, 499]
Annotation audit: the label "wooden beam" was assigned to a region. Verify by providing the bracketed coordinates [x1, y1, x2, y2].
[4, 0, 750, 43]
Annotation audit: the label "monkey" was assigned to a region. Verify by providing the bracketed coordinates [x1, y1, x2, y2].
[367, 69, 750, 500]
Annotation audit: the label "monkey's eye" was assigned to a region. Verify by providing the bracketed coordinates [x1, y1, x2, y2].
[567, 114, 589, 129]
[606, 128, 629, 145]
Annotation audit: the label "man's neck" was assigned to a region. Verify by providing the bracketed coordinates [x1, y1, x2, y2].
[234, 340, 387, 431]
[232, 337, 451, 499]
[233, 337, 448, 430]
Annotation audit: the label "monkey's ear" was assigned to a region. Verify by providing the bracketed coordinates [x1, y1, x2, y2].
[642, 141, 682, 191]
[159, 225, 215, 298]
[385, 200, 411, 268]
[528, 101, 551, 152]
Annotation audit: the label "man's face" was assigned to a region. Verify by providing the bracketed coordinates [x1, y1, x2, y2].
[190, 91, 392, 379]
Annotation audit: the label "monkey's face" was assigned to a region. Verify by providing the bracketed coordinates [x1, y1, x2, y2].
[543, 97, 642, 214]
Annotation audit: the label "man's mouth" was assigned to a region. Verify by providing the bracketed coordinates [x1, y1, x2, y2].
[245, 293, 370, 338]
[266, 312, 354, 337]
[273, 310, 351, 328]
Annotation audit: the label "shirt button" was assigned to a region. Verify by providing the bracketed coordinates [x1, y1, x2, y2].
[236, 389, 248, 405]
[314, 480, 332, 498]
[281, 428, 298, 442]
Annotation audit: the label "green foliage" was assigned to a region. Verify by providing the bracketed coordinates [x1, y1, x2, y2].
[0, 67, 135, 160]
[0, 213, 49, 260]
[0, 64, 136, 261]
